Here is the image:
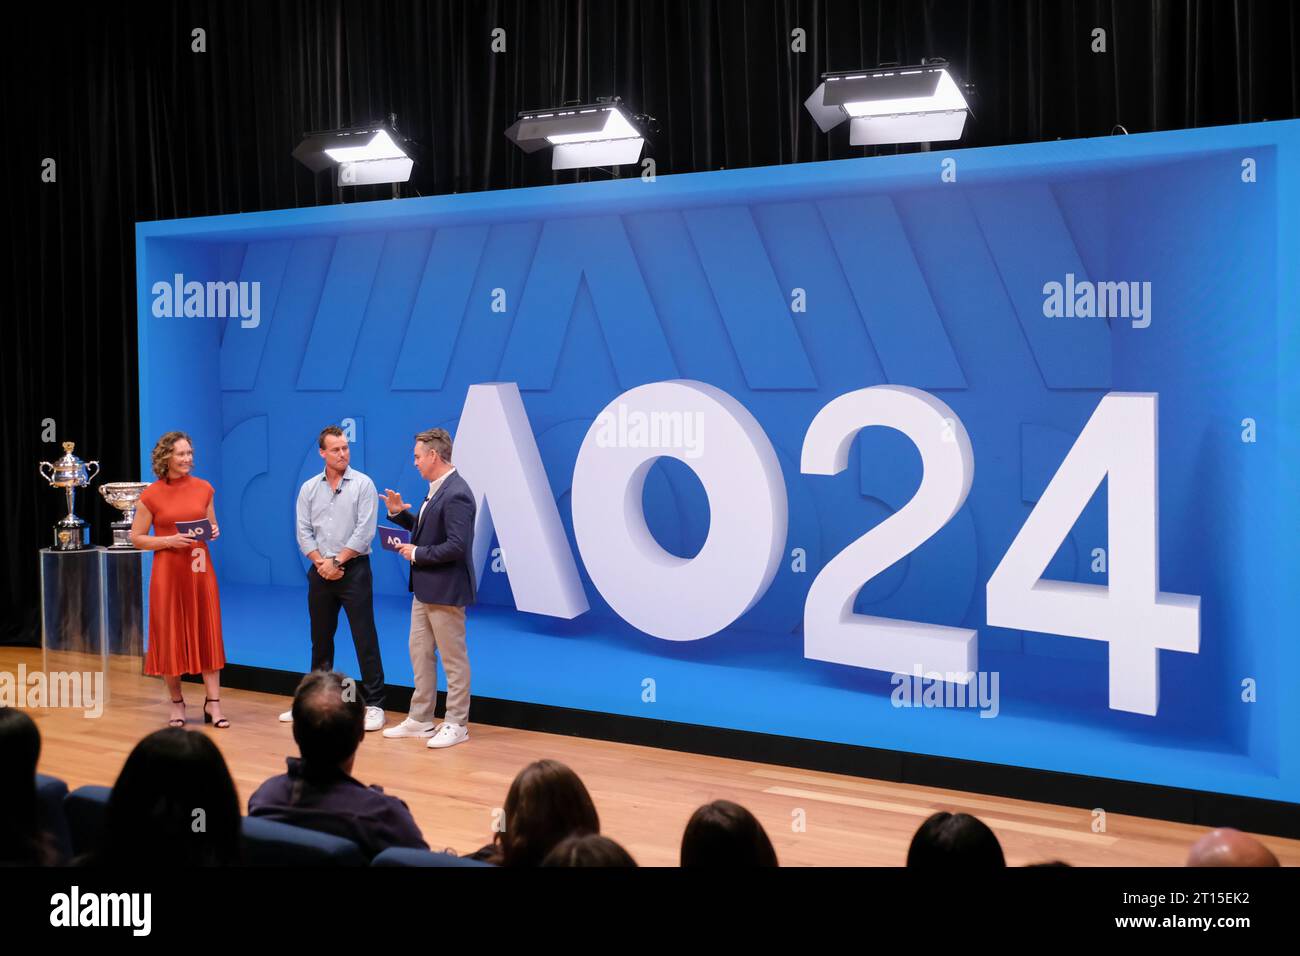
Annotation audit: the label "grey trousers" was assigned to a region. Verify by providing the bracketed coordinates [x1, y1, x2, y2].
[407, 598, 470, 726]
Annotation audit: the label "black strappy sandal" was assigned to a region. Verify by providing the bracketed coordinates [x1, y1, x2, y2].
[168, 697, 186, 727]
[203, 697, 230, 729]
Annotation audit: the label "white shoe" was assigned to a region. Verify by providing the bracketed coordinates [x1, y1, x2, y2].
[382, 717, 436, 739]
[363, 706, 386, 732]
[427, 722, 469, 749]
[278, 709, 293, 723]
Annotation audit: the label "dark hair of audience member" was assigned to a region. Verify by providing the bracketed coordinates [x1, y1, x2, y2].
[487, 759, 600, 866]
[907, 811, 1006, 868]
[0, 708, 59, 865]
[86, 728, 242, 866]
[292, 671, 364, 777]
[680, 799, 778, 867]
[541, 832, 637, 867]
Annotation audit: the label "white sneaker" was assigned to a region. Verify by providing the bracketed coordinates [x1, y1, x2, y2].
[382, 717, 436, 739]
[427, 722, 469, 749]
[278, 709, 293, 722]
[363, 706, 386, 732]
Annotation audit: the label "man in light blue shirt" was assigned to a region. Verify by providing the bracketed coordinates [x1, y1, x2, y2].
[285, 425, 387, 732]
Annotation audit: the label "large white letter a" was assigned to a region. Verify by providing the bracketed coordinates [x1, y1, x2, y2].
[453, 383, 589, 618]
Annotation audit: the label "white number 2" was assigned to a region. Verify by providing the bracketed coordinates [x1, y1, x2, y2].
[801, 385, 978, 681]
[987, 392, 1199, 715]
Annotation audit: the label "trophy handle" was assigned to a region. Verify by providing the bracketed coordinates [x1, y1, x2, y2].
[85, 461, 100, 483]
[38, 462, 54, 482]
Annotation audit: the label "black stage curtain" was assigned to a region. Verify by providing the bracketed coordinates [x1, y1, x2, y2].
[3, 0, 1297, 642]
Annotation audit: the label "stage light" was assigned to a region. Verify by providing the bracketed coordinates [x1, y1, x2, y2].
[805, 61, 970, 146]
[293, 118, 415, 189]
[505, 98, 646, 170]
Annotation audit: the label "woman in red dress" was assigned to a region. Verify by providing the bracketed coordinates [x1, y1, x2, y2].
[130, 431, 229, 728]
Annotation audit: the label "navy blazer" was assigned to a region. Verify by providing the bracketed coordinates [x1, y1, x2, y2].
[389, 470, 477, 607]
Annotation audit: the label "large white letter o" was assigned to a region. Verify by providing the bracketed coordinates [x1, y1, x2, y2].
[572, 380, 787, 641]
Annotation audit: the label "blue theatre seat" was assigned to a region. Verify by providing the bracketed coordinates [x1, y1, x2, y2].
[371, 847, 493, 867]
[63, 784, 367, 865]
[241, 816, 365, 866]
[35, 773, 73, 863]
[64, 784, 111, 858]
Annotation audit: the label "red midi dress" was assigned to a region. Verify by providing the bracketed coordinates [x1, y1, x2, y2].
[140, 475, 226, 676]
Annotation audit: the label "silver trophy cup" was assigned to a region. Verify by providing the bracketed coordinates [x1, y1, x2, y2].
[99, 482, 151, 549]
[38, 441, 101, 551]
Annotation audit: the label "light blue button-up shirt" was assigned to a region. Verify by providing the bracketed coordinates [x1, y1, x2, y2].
[296, 466, 378, 558]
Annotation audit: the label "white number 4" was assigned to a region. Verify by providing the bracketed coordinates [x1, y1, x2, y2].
[987, 392, 1199, 715]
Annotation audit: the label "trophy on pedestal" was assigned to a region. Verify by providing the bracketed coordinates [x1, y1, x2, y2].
[38, 442, 100, 551]
[99, 482, 151, 549]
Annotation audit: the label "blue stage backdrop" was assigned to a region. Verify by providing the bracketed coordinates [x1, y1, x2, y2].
[137, 121, 1299, 804]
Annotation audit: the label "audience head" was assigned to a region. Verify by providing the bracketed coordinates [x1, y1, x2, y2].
[907, 812, 1006, 868]
[97, 728, 241, 866]
[0, 708, 57, 865]
[680, 799, 778, 867]
[495, 759, 599, 867]
[292, 671, 364, 776]
[541, 833, 637, 867]
[1186, 828, 1279, 867]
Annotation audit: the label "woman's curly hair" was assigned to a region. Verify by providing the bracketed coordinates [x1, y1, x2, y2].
[150, 431, 193, 480]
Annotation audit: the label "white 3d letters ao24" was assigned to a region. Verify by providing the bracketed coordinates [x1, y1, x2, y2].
[452, 382, 1200, 716]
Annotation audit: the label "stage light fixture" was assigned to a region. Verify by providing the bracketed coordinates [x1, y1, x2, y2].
[293, 118, 415, 190]
[505, 98, 647, 170]
[805, 61, 970, 146]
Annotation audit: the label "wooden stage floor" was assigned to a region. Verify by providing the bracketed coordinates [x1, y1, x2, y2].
[9, 647, 1298, 867]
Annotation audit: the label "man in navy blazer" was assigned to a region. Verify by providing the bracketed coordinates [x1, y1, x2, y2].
[380, 427, 477, 749]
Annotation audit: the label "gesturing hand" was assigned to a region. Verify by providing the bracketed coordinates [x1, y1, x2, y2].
[381, 488, 410, 515]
